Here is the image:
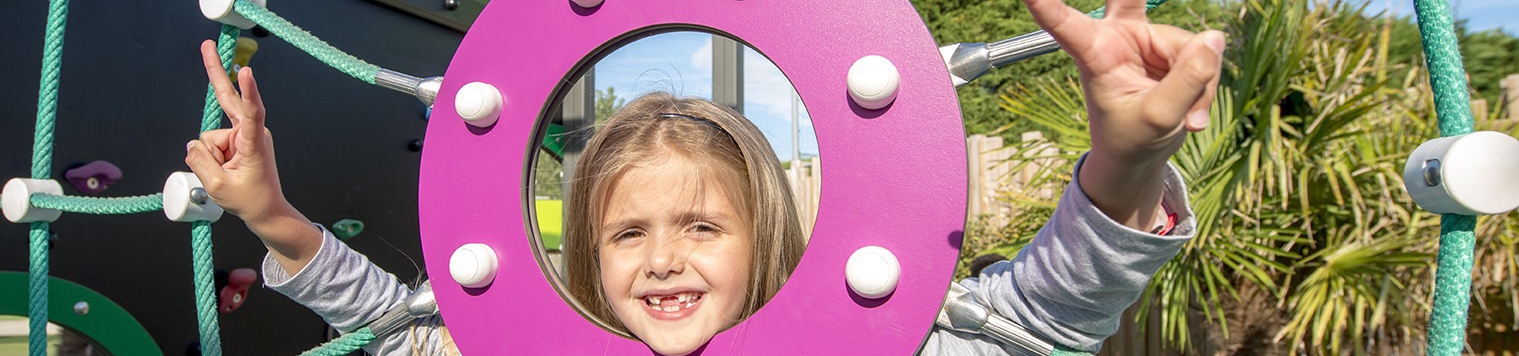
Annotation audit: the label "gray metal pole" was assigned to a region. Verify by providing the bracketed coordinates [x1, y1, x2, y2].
[712, 35, 745, 113]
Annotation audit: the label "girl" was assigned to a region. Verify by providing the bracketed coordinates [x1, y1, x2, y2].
[560, 93, 807, 355]
[184, 0, 1226, 354]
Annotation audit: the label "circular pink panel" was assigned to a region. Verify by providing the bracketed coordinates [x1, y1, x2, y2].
[418, 0, 967, 354]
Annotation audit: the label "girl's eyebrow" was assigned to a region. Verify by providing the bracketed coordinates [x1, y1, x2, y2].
[673, 211, 733, 225]
[600, 218, 645, 235]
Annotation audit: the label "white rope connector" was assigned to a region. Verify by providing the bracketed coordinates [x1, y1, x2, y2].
[847, 55, 901, 110]
[2, 178, 64, 223]
[455, 82, 504, 128]
[1403, 131, 1519, 215]
[450, 243, 499, 288]
[846, 246, 901, 299]
[163, 172, 225, 223]
[200, 0, 268, 30]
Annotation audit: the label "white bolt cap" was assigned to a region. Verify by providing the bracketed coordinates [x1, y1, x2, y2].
[200, 0, 267, 30]
[1404, 131, 1519, 215]
[163, 172, 224, 223]
[572, 0, 604, 8]
[846, 246, 901, 299]
[847, 55, 900, 110]
[3, 178, 64, 223]
[455, 82, 503, 128]
[450, 243, 499, 288]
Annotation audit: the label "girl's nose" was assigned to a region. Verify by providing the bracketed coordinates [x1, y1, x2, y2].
[644, 235, 689, 280]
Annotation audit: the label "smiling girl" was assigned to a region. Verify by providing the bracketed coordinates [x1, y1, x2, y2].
[561, 94, 806, 354]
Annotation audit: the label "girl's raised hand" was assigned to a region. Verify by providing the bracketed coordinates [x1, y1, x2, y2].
[184, 39, 290, 225]
[1025, 0, 1225, 165]
[1023, 0, 1226, 230]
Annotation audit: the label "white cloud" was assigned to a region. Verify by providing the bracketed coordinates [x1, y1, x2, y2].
[691, 39, 713, 73]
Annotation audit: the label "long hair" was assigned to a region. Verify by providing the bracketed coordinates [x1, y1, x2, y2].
[561, 92, 806, 334]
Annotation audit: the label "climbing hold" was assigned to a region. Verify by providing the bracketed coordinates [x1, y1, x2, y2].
[847, 55, 900, 110]
[63, 160, 123, 196]
[3, 178, 64, 223]
[572, 0, 604, 8]
[163, 172, 225, 222]
[332, 219, 365, 240]
[408, 139, 425, 152]
[229, 37, 260, 83]
[455, 82, 503, 127]
[73, 301, 89, 316]
[218, 268, 257, 314]
[1403, 131, 1519, 215]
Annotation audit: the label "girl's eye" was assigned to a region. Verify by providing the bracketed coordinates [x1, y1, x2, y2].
[612, 229, 644, 242]
[688, 223, 721, 235]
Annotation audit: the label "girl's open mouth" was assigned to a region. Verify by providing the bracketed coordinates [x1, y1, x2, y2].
[642, 291, 705, 320]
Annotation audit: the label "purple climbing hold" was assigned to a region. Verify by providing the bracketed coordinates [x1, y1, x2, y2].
[64, 160, 123, 195]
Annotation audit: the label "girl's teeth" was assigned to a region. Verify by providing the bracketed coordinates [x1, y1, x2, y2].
[647, 296, 661, 306]
[662, 305, 679, 312]
[677, 294, 689, 303]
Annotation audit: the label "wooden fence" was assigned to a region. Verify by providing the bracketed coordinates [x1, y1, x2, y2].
[784, 156, 822, 241]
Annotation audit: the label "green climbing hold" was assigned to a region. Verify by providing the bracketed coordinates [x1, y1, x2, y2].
[332, 219, 365, 240]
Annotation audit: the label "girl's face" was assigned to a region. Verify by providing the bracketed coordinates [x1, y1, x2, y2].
[598, 155, 753, 356]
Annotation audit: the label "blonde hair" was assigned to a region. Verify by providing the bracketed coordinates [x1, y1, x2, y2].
[562, 92, 806, 335]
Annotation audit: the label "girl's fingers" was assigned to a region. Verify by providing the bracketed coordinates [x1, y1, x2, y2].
[1144, 30, 1225, 128]
[1023, 0, 1097, 55]
[185, 141, 228, 186]
[201, 40, 243, 121]
[199, 129, 234, 163]
[236, 67, 266, 142]
[1184, 71, 1220, 132]
[1141, 25, 1200, 71]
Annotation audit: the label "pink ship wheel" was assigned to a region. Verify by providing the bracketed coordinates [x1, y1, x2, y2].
[418, 0, 967, 354]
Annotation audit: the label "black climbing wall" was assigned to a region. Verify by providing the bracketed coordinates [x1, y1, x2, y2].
[1, 0, 462, 354]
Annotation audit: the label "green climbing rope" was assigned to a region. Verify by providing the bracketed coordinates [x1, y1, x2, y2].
[190, 222, 223, 356]
[29, 193, 164, 215]
[231, 0, 379, 84]
[298, 327, 378, 356]
[29, 0, 70, 354]
[1412, 0, 1479, 355]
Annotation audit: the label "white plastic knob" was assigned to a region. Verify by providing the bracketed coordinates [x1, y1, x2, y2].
[3, 179, 64, 223]
[1403, 131, 1519, 215]
[847, 55, 900, 110]
[455, 82, 503, 128]
[200, 0, 268, 30]
[572, 0, 604, 8]
[450, 243, 499, 288]
[846, 246, 901, 299]
[163, 172, 224, 223]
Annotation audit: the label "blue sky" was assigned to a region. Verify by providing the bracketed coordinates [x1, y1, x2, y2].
[593, 32, 818, 161]
[1380, 0, 1518, 34]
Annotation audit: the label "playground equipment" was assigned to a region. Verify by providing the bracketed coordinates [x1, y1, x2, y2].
[5, 0, 1518, 355]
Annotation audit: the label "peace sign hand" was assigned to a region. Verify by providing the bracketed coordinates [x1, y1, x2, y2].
[1027, 0, 1224, 164]
[1024, 0, 1226, 229]
[184, 39, 290, 225]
